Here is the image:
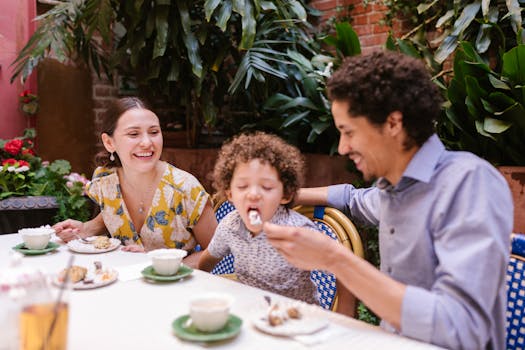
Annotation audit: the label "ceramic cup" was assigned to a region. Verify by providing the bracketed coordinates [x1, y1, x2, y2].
[19, 227, 54, 250]
[147, 249, 187, 276]
[189, 293, 233, 332]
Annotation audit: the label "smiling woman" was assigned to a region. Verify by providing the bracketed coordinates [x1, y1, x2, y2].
[52, 97, 218, 267]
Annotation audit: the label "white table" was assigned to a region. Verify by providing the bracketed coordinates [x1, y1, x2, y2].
[0, 233, 443, 349]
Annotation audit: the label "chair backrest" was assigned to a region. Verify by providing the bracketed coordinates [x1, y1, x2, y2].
[506, 233, 525, 349]
[294, 205, 364, 311]
[211, 200, 236, 275]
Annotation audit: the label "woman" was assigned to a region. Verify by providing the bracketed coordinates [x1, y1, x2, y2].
[53, 97, 217, 267]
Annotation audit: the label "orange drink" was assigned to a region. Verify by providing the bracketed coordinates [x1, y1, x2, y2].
[19, 302, 68, 350]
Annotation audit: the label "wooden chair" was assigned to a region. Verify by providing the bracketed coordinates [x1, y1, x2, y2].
[294, 205, 364, 312]
[506, 233, 525, 349]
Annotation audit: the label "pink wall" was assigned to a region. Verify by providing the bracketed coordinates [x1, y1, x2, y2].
[0, 0, 36, 139]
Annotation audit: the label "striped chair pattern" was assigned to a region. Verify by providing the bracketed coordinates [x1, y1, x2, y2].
[507, 233, 525, 349]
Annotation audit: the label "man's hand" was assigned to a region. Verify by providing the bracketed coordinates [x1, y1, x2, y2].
[264, 221, 343, 271]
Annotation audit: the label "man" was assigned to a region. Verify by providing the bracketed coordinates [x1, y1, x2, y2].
[264, 50, 513, 349]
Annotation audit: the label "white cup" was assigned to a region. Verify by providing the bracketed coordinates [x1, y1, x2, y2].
[147, 249, 187, 276]
[189, 293, 233, 332]
[19, 227, 53, 250]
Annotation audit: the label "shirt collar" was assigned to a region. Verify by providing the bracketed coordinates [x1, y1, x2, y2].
[376, 134, 445, 190]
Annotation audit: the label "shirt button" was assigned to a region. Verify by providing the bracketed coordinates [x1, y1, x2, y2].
[390, 228, 395, 234]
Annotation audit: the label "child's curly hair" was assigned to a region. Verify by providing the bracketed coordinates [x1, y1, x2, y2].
[213, 132, 305, 208]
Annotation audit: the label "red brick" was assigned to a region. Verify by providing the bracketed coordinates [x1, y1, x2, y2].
[367, 12, 385, 25]
[355, 24, 374, 36]
[94, 86, 117, 98]
[359, 34, 388, 47]
[353, 14, 368, 26]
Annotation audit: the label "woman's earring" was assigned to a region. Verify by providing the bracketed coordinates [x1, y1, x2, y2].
[110, 152, 115, 162]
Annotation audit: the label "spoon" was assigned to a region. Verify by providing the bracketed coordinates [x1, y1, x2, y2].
[73, 233, 93, 244]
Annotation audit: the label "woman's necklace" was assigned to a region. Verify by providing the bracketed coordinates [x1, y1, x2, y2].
[120, 167, 159, 215]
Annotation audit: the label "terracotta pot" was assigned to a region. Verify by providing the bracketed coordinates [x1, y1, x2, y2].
[499, 166, 525, 233]
[0, 196, 58, 234]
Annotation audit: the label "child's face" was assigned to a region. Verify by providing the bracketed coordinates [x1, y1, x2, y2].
[227, 159, 290, 233]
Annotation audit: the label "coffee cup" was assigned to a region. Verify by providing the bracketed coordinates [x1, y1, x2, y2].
[19, 227, 53, 250]
[189, 293, 233, 332]
[147, 248, 187, 276]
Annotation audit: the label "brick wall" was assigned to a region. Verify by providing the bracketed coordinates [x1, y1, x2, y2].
[310, 0, 406, 54]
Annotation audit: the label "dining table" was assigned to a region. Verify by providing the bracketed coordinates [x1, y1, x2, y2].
[0, 232, 445, 350]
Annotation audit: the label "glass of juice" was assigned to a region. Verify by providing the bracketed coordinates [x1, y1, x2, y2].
[19, 301, 69, 350]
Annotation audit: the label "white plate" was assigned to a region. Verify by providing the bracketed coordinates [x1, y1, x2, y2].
[252, 304, 329, 336]
[67, 238, 121, 253]
[53, 267, 118, 290]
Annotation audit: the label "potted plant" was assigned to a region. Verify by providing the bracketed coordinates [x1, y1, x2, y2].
[0, 129, 91, 233]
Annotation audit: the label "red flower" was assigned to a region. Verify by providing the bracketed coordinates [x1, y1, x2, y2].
[4, 139, 23, 155]
[21, 148, 35, 156]
[2, 158, 17, 166]
[17, 160, 29, 167]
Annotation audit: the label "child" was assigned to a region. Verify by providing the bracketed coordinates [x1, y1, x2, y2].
[198, 132, 320, 304]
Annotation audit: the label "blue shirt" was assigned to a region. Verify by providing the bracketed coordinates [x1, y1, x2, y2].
[328, 134, 513, 350]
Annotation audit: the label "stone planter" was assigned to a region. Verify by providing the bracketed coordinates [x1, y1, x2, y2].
[0, 196, 59, 234]
[499, 166, 525, 233]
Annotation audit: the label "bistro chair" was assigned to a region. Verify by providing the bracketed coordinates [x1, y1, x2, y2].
[294, 205, 364, 312]
[211, 200, 236, 276]
[506, 233, 525, 349]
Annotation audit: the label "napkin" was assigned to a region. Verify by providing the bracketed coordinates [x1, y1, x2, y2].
[115, 263, 150, 281]
[293, 322, 349, 346]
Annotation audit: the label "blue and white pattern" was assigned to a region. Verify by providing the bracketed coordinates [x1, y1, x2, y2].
[211, 201, 236, 275]
[310, 220, 339, 310]
[507, 234, 525, 350]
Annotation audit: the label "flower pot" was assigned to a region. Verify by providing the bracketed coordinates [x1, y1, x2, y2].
[0, 196, 58, 234]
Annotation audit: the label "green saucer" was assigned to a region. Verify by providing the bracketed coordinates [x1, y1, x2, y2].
[12, 242, 60, 255]
[141, 264, 193, 282]
[172, 314, 242, 342]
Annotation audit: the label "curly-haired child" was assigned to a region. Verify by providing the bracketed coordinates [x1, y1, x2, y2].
[198, 132, 320, 304]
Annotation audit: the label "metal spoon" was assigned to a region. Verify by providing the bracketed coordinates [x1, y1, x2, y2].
[73, 233, 93, 244]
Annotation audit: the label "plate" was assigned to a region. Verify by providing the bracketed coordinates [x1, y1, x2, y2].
[141, 265, 193, 282]
[53, 267, 119, 290]
[252, 307, 329, 336]
[67, 238, 121, 254]
[172, 314, 242, 342]
[12, 242, 60, 255]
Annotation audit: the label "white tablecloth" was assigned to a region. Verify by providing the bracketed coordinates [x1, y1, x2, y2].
[0, 233, 443, 349]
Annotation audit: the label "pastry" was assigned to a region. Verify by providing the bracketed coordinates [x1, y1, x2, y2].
[248, 210, 262, 226]
[93, 236, 111, 249]
[59, 265, 87, 283]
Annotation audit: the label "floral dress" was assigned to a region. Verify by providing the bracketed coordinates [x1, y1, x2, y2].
[86, 162, 209, 252]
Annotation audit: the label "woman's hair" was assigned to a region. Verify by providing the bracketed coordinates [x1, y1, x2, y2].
[213, 132, 305, 208]
[94, 97, 150, 167]
[327, 50, 443, 149]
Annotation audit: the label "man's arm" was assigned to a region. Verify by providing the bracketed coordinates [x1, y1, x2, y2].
[264, 222, 406, 328]
[294, 187, 329, 206]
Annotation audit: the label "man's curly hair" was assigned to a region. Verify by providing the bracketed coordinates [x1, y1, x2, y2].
[213, 132, 305, 207]
[327, 50, 443, 148]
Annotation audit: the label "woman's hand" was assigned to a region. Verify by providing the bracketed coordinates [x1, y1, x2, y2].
[52, 219, 84, 242]
[121, 243, 145, 253]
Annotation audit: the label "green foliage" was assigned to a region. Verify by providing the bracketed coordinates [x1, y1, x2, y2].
[12, 0, 328, 150]
[385, 1, 525, 165]
[439, 42, 525, 165]
[357, 301, 380, 325]
[0, 130, 91, 222]
[261, 22, 362, 154]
